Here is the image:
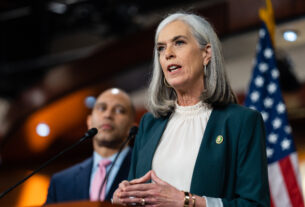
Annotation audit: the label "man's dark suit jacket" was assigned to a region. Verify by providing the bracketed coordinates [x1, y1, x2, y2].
[128, 104, 270, 207]
[46, 148, 132, 204]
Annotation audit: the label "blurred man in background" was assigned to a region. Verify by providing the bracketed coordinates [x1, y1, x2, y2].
[45, 88, 135, 203]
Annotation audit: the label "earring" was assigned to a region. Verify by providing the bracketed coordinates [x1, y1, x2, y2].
[164, 77, 171, 87]
[204, 64, 207, 76]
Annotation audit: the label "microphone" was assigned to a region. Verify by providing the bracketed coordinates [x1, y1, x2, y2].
[97, 126, 138, 200]
[0, 128, 98, 199]
[85, 128, 98, 138]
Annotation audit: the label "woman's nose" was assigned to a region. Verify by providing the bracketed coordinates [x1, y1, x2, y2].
[165, 46, 175, 60]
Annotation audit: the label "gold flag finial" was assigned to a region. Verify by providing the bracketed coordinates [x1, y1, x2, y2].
[259, 0, 275, 46]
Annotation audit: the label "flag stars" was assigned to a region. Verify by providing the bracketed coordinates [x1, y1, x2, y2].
[272, 118, 282, 129]
[281, 139, 291, 150]
[267, 83, 277, 94]
[285, 125, 292, 134]
[255, 76, 264, 87]
[259, 63, 268, 73]
[250, 91, 260, 102]
[268, 133, 278, 144]
[277, 103, 286, 114]
[271, 69, 279, 79]
[249, 105, 257, 110]
[259, 29, 266, 38]
[266, 147, 274, 158]
[264, 48, 273, 58]
[264, 97, 274, 108]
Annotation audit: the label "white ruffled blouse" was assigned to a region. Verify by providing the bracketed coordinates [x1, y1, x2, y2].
[152, 101, 212, 191]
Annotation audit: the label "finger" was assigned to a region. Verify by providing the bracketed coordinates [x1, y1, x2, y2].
[120, 190, 152, 198]
[125, 183, 156, 192]
[114, 188, 122, 198]
[151, 170, 168, 185]
[141, 197, 157, 204]
[117, 189, 130, 199]
[119, 180, 131, 190]
[120, 196, 146, 206]
[112, 190, 125, 205]
[130, 171, 152, 184]
[119, 180, 130, 187]
[112, 197, 125, 205]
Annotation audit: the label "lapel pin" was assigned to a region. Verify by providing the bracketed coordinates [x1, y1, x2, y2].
[216, 135, 224, 144]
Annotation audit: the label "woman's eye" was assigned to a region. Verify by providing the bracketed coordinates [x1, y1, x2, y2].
[175, 40, 185, 46]
[157, 46, 165, 53]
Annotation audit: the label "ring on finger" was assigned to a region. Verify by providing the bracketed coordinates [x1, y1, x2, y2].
[141, 198, 145, 206]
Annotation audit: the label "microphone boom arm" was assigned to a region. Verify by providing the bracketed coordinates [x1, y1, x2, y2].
[0, 128, 98, 199]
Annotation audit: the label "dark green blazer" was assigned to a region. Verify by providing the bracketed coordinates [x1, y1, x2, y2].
[128, 104, 270, 207]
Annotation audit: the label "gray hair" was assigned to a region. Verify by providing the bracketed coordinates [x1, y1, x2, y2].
[147, 12, 237, 118]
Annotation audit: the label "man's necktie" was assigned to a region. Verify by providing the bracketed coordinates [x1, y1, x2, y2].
[90, 159, 112, 201]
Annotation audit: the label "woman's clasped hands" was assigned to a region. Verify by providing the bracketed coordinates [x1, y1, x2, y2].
[112, 170, 185, 207]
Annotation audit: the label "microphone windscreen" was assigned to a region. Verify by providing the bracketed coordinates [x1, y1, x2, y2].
[129, 126, 138, 136]
[85, 128, 98, 138]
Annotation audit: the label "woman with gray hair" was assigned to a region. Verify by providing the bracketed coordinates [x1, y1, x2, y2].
[113, 12, 269, 207]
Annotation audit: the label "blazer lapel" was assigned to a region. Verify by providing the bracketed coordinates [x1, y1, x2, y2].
[190, 108, 226, 196]
[136, 115, 170, 178]
[75, 157, 93, 199]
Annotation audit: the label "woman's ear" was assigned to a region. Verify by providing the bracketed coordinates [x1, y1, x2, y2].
[202, 43, 212, 66]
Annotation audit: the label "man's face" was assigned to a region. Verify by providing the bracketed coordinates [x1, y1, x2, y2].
[87, 89, 134, 149]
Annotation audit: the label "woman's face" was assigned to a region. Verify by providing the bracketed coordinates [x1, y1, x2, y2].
[157, 20, 210, 92]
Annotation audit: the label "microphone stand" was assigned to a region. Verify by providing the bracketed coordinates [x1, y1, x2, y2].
[97, 126, 138, 200]
[0, 128, 98, 199]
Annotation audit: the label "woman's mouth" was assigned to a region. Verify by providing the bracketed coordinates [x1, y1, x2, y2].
[168, 64, 182, 72]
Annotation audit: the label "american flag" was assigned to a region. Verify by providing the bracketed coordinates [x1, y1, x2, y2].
[244, 22, 304, 207]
